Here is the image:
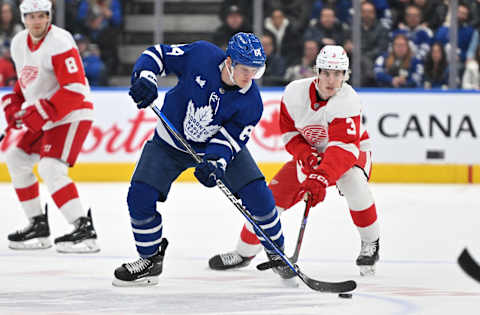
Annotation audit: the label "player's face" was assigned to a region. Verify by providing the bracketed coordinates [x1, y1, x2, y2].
[233, 64, 259, 88]
[24, 11, 50, 39]
[317, 69, 344, 98]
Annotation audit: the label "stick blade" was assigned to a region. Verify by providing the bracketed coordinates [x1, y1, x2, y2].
[297, 270, 357, 293]
[458, 248, 480, 283]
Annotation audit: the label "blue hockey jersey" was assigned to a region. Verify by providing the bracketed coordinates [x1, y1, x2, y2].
[131, 41, 264, 163]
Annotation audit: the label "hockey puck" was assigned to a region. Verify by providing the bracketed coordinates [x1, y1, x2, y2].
[338, 293, 353, 299]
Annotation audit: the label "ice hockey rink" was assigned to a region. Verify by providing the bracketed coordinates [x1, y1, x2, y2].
[0, 182, 479, 315]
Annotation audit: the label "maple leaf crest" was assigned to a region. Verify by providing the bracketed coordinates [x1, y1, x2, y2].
[184, 100, 220, 142]
[259, 110, 281, 138]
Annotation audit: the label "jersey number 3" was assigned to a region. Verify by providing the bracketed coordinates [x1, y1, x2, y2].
[65, 57, 79, 73]
[346, 117, 356, 135]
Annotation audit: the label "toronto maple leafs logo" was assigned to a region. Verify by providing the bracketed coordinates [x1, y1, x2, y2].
[184, 100, 220, 142]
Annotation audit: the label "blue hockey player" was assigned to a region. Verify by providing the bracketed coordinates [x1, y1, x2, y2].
[112, 33, 294, 286]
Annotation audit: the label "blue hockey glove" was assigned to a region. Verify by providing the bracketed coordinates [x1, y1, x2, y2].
[129, 70, 158, 109]
[194, 155, 227, 188]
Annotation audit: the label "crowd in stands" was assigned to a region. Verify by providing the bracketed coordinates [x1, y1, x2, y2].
[0, 0, 479, 89]
[214, 0, 480, 90]
[0, 0, 122, 87]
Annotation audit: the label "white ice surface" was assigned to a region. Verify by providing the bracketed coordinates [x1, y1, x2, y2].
[0, 182, 479, 315]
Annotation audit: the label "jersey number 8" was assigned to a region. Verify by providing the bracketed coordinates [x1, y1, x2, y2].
[65, 57, 79, 73]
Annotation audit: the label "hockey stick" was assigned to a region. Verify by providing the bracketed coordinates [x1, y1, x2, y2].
[458, 248, 480, 283]
[257, 196, 312, 271]
[150, 103, 356, 293]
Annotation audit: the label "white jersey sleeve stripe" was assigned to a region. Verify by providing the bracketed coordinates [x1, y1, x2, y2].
[143, 50, 164, 75]
[210, 138, 234, 153]
[327, 141, 359, 158]
[219, 127, 241, 153]
[282, 131, 300, 146]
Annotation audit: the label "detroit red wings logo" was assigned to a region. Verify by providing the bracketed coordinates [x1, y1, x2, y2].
[299, 125, 327, 146]
[19, 66, 39, 89]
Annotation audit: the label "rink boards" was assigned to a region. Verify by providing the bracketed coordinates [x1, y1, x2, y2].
[0, 88, 478, 183]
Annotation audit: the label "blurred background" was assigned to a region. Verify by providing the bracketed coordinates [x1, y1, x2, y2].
[0, 0, 478, 184]
[0, 0, 478, 89]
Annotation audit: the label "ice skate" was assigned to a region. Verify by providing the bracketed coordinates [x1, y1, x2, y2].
[54, 209, 100, 253]
[266, 251, 296, 280]
[8, 206, 51, 250]
[356, 238, 379, 276]
[113, 238, 169, 287]
[209, 251, 254, 270]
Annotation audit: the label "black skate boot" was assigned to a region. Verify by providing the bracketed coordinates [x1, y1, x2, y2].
[8, 205, 51, 250]
[266, 252, 296, 280]
[54, 209, 100, 253]
[208, 251, 254, 270]
[356, 238, 380, 276]
[113, 238, 169, 287]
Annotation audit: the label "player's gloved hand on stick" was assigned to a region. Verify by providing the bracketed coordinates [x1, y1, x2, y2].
[299, 172, 329, 207]
[2, 93, 24, 130]
[129, 70, 158, 109]
[19, 99, 56, 132]
[294, 146, 322, 174]
[194, 154, 227, 188]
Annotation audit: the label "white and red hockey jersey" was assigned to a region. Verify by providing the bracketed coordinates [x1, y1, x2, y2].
[280, 77, 371, 184]
[10, 25, 93, 129]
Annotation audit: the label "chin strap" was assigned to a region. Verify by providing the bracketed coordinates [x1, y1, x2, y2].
[225, 61, 237, 86]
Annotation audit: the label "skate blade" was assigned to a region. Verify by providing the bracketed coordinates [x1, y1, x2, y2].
[55, 239, 100, 254]
[359, 265, 376, 276]
[9, 237, 52, 250]
[112, 276, 159, 287]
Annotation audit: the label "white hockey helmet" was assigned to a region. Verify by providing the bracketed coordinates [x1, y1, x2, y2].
[315, 45, 349, 72]
[20, 0, 52, 23]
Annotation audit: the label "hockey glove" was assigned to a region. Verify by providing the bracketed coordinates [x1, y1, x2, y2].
[299, 172, 329, 207]
[20, 99, 56, 132]
[2, 93, 24, 130]
[194, 155, 227, 188]
[129, 70, 158, 109]
[296, 147, 322, 174]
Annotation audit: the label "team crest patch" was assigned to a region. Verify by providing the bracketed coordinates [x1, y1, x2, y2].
[299, 125, 327, 146]
[184, 100, 220, 142]
[19, 66, 39, 89]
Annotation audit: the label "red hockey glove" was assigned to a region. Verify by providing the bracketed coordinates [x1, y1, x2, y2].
[299, 172, 329, 207]
[2, 93, 24, 130]
[296, 147, 323, 174]
[20, 99, 56, 132]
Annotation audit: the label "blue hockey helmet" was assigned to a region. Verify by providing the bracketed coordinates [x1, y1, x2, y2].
[226, 32, 266, 79]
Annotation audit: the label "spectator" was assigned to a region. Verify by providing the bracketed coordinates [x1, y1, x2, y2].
[344, 1, 390, 86]
[212, 5, 252, 48]
[462, 45, 480, 90]
[434, 3, 475, 63]
[423, 42, 449, 89]
[472, 0, 480, 29]
[388, 0, 411, 29]
[412, 0, 448, 32]
[264, 8, 302, 67]
[392, 5, 433, 60]
[374, 33, 424, 88]
[260, 32, 286, 86]
[218, 0, 253, 26]
[0, 40, 15, 87]
[74, 33, 107, 86]
[304, 7, 348, 49]
[264, 0, 316, 32]
[76, 0, 122, 75]
[0, 1, 23, 47]
[284, 39, 319, 82]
